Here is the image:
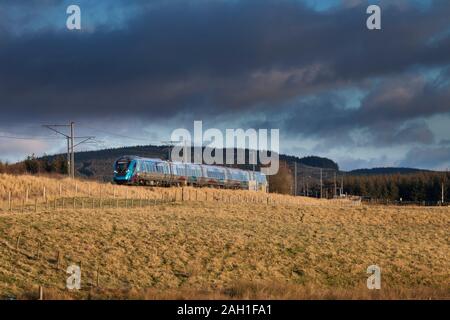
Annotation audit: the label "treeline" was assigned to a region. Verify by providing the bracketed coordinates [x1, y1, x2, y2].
[0, 155, 68, 175]
[344, 172, 449, 202]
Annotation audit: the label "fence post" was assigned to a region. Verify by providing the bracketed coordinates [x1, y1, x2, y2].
[96, 267, 100, 287]
[56, 251, 61, 269]
[59, 183, 62, 197]
[8, 191, 11, 212]
[16, 234, 21, 251]
[43, 187, 46, 201]
[34, 199, 38, 213]
[25, 188, 29, 204]
[39, 286, 44, 300]
[36, 240, 41, 260]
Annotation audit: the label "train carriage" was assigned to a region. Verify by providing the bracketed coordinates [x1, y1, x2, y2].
[200, 165, 227, 188]
[113, 156, 268, 192]
[225, 168, 250, 189]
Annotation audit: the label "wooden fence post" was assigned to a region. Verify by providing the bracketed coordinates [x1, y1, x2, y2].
[8, 191, 11, 212]
[56, 251, 61, 269]
[36, 240, 41, 260]
[34, 199, 38, 213]
[16, 234, 21, 251]
[96, 267, 100, 287]
[39, 286, 43, 300]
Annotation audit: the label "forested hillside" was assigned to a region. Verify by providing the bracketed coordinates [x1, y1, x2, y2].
[344, 172, 449, 203]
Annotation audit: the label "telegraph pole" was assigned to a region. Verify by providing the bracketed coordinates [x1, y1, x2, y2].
[67, 137, 71, 176]
[320, 168, 323, 199]
[334, 171, 337, 198]
[43, 122, 95, 179]
[442, 168, 447, 204]
[294, 162, 297, 196]
[70, 122, 75, 179]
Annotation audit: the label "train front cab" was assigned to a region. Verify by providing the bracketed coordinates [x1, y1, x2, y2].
[113, 157, 136, 184]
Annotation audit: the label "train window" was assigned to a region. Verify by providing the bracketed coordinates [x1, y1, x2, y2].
[156, 163, 165, 173]
[135, 161, 141, 173]
[116, 161, 128, 174]
[146, 162, 154, 173]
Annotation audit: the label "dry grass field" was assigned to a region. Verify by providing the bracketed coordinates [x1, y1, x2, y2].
[0, 174, 448, 300]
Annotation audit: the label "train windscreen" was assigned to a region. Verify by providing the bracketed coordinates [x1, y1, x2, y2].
[115, 160, 129, 176]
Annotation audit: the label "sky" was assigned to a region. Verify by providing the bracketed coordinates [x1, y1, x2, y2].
[0, 0, 449, 170]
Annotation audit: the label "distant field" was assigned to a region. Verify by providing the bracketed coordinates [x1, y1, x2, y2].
[0, 175, 448, 299]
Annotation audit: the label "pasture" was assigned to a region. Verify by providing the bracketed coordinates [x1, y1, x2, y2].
[0, 174, 448, 299]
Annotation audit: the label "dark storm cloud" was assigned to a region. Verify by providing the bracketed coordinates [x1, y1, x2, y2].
[0, 0, 450, 123]
[400, 146, 450, 169]
[278, 70, 450, 146]
[1, 0, 450, 168]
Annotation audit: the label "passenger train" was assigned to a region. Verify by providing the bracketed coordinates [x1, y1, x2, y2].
[113, 156, 268, 192]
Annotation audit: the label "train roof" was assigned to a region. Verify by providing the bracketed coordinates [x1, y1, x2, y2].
[116, 155, 165, 162]
[115, 155, 267, 175]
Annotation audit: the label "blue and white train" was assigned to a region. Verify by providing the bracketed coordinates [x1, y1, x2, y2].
[113, 156, 268, 192]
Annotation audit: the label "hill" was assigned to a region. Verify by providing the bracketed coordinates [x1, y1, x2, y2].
[348, 167, 432, 176]
[40, 145, 340, 181]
